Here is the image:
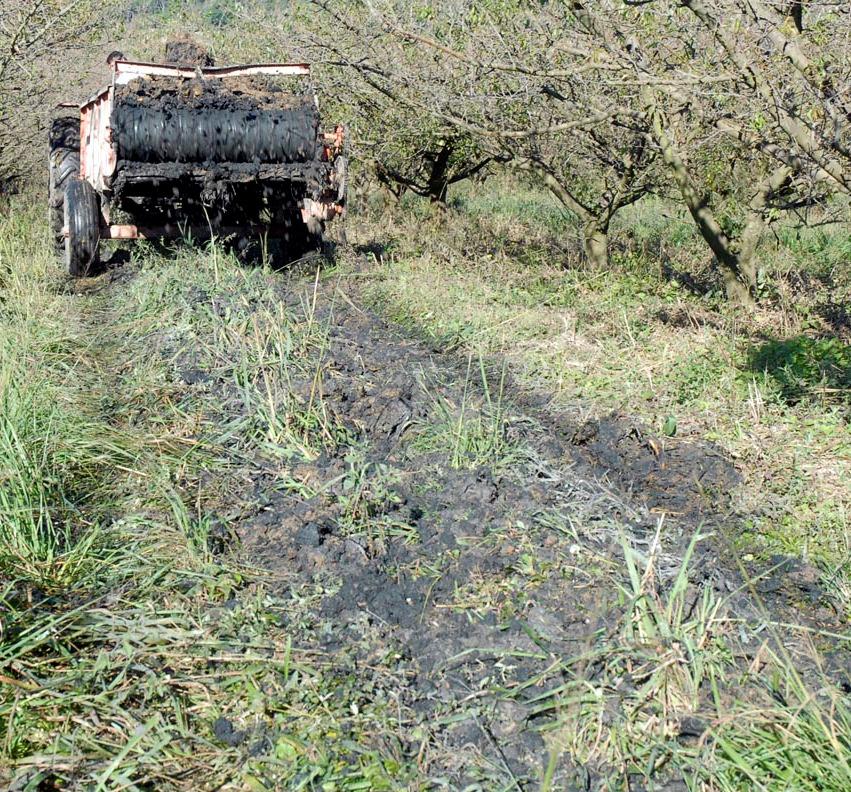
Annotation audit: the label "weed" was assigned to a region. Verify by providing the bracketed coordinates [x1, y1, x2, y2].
[336, 446, 418, 548]
[748, 335, 851, 406]
[530, 525, 851, 790]
[670, 348, 737, 406]
[533, 527, 729, 780]
[0, 207, 409, 790]
[412, 355, 523, 471]
[703, 672, 851, 791]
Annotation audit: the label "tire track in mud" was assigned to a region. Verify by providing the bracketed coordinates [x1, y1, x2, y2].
[84, 257, 848, 789]
[220, 271, 845, 787]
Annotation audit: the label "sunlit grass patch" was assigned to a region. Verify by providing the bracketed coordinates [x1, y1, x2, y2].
[0, 205, 411, 789]
[534, 530, 851, 791]
[120, 241, 352, 462]
[704, 681, 851, 791]
[536, 530, 730, 779]
[1, 169, 848, 790]
[0, 211, 129, 591]
[409, 355, 527, 471]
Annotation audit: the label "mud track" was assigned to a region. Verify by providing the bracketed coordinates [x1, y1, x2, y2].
[107, 259, 847, 788]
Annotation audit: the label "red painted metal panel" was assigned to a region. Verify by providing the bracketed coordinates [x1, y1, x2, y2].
[79, 87, 115, 191]
[104, 224, 140, 239]
[104, 224, 321, 240]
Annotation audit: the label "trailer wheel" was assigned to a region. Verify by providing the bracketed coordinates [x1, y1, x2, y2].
[64, 179, 101, 277]
[48, 116, 80, 252]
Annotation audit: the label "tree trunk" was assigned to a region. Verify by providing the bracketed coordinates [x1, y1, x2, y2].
[699, 225, 756, 304]
[583, 220, 609, 268]
[427, 142, 452, 203]
[514, 158, 613, 268]
[735, 165, 793, 293]
[736, 215, 765, 295]
[643, 89, 755, 304]
[719, 267, 754, 304]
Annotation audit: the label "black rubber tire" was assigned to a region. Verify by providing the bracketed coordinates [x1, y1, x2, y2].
[64, 179, 101, 277]
[48, 117, 80, 252]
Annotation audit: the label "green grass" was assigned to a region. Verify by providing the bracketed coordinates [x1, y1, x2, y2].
[0, 207, 122, 591]
[748, 335, 851, 405]
[409, 355, 525, 471]
[1, 183, 850, 790]
[706, 688, 851, 791]
[534, 529, 851, 792]
[535, 530, 730, 783]
[0, 209, 410, 790]
[116, 239, 356, 467]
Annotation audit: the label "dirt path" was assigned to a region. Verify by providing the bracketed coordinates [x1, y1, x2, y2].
[75, 254, 847, 790]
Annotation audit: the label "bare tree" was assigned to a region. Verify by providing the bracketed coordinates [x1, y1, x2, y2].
[298, 1, 661, 265]
[242, 0, 848, 300]
[0, 0, 115, 190]
[239, 1, 498, 204]
[362, 0, 850, 300]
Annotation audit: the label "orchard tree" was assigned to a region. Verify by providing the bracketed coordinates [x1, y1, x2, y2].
[245, 0, 850, 302]
[376, 0, 850, 301]
[0, 0, 116, 190]
[632, 0, 851, 301]
[303, 0, 662, 266]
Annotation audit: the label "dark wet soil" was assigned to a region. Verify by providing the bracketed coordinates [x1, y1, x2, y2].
[164, 37, 215, 68]
[109, 74, 326, 235]
[128, 264, 846, 788]
[114, 75, 313, 113]
[210, 292, 613, 785]
[113, 75, 318, 166]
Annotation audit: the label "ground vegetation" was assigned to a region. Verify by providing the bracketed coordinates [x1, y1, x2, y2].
[0, 2, 849, 789]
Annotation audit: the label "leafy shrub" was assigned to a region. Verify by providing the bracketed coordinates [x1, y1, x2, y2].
[749, 336, 851, 405]
[670, 349, 732, 405]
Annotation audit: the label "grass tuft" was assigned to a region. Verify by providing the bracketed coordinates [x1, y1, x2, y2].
[412, 355, 524, 471]
[0, 206, 410, 790]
